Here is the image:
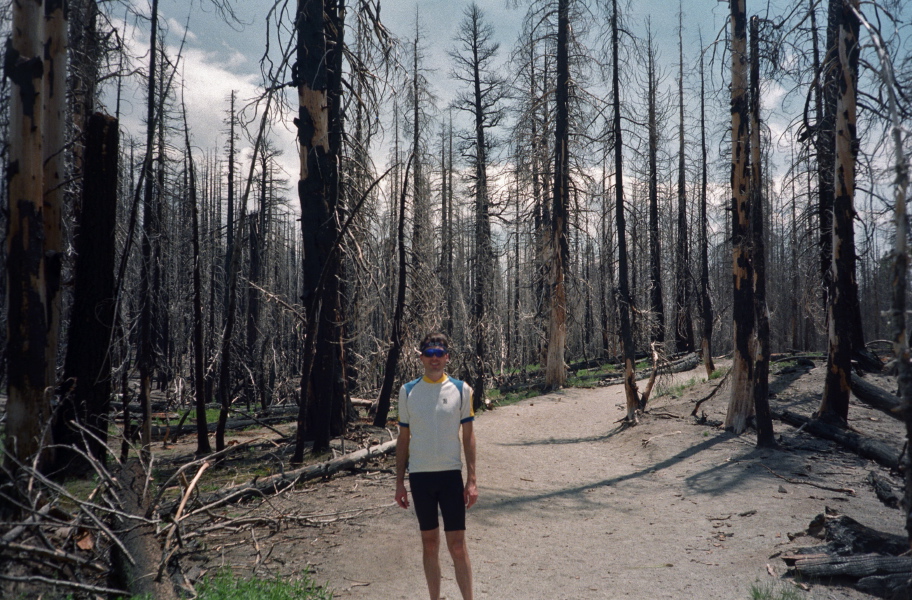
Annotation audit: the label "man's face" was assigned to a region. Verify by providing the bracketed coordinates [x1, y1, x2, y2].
[420, 346, 449, 371]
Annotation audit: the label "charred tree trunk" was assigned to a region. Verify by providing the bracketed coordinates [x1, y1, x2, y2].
[545, 0, 570, 390]
[56, 113, 119, 472]
[294, 0, 344, 456]
[749, 17, 775, 448]
[374, 158, 413, 427]
[5, 0, 54, 473]
[611, 0, 640, 420]
[725, 0, 755, 434]
[137, 0, 160, 456]
[216, 91, 238, 450]
[646, 27, 665, 346]
[181, 100, 211, 456]
[698, 33, 715, 377]
[674, 16, 694, 354]
[818, 0, 860, 425]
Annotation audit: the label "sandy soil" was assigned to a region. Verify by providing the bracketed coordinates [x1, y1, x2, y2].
[179, 361, 908, 600]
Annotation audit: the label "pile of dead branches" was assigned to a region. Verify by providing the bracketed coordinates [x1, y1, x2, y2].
[0, 430, 398, 599]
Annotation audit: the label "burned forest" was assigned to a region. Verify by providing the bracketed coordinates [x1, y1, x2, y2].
[1, 0, 911, 598]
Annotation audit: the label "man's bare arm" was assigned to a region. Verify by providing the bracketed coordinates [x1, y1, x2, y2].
[462, 421, 478, 508]
[394, 426, 410, 508]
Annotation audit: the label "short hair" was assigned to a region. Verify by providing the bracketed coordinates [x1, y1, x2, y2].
[420, 332, 449, 352]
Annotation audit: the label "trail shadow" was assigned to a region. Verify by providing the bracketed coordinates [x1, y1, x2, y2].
[479, 431, 734, 513]
[497, 423, 629, 447]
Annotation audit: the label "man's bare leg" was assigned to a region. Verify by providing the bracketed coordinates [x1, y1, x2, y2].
[445, 529, 473, 600]
[421, 529, 441, 600]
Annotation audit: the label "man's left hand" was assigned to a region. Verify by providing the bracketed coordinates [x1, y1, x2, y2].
[464, 481, 478, 509]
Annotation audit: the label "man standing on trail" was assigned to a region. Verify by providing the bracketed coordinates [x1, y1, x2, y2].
[395, 332, 478, 600]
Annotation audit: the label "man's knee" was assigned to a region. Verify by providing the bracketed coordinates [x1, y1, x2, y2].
[421, 529, 440, 554]
[446, 532, 468, 560]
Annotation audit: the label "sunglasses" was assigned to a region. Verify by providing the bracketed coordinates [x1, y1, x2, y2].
[421, 347, 447, 358]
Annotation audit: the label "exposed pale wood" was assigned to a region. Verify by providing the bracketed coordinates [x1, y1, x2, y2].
[111, 461, 178, 599]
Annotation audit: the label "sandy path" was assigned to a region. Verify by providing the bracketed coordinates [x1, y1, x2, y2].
[271, 366, 903, 600]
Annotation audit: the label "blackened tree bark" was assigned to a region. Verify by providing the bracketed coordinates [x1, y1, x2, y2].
[674, 13, 694, 354]
[181, 97, 211, 456]
[138, 0, 160, 456]
[450, 3, 503, 408]
[645, 24, 665, 346]
[545, 0, 570, 390]
[611, 0, 641, 421]
[698, 31, 715, 377]
[216, 90, 238, 450]
[749, 17, 775, 448]
[55, 113, 119, 472]
[43, 0, 66, 403]
[293, 0, 345, 457]
[374, 157, 413, 427]
[725, 0, 755, 434]
[818, 0, 860, 425]
[5, 0, 56, 472]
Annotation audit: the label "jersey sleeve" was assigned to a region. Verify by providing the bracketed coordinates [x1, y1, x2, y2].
[397, 385, 410, 427]
[460, 382, 475, 423]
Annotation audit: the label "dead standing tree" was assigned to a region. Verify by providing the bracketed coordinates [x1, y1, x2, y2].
[449, 3, 504, 409]
[725, 0, 755, 434]
[4, 0, 57, 473]
[544, 0, 570, 390]
[818, 0, 860, 425]
[294, 0, 347, 458]
[749, 16, 775, 447]
[610, 0, 641, 421]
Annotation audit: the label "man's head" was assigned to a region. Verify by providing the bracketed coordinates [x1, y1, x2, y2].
[419, 332, 450, 356]
[419, 332, 450, 376]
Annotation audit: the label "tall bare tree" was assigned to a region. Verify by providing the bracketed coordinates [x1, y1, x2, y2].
[545, 0, 570, 390]
[818, 0, 860, 425]
[749, 16, 774, 447]
[609, 0, 640, 421]
[4, 0, 55, 471]
[698, 31, 715, 377]
[673, 9, 695, 354]
[645, 23, 665, 347]
[450, 2, 504, 408]
[725, 0, 755, 434]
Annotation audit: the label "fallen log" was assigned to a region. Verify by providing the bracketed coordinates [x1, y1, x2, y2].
[601, 353, 701, 387]
[172, 438, 399, 511]
[775, 410, 901, 470]
[850, 374, 904, 421]
[793, 553, 912, 578]
[867, 471, 902, 509]
[111, 461, 177, 600]
[856, 573, 912, 599]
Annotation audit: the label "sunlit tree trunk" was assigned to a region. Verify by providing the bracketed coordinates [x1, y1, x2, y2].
[5, 0, 54, 471]
[818, 0, 860, 425]
[545, 0, 570, 390]
[725, 0, 755, 434]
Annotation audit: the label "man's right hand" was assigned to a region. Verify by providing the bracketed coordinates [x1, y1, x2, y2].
[395, 481, 409, 508]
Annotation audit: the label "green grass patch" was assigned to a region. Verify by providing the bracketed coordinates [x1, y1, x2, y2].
[748, 580, 804, 600]
[709, 368, 726, 380]
[195, 569, 333, 599]
[487, 387, 541, 407]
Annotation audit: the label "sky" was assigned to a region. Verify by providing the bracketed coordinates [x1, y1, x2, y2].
[114, 0, 738, 201]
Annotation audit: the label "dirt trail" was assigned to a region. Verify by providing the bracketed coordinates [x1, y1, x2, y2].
[197, 363, 906, 600]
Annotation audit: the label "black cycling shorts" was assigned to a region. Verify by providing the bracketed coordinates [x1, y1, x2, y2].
[409, 470, 465, 532]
